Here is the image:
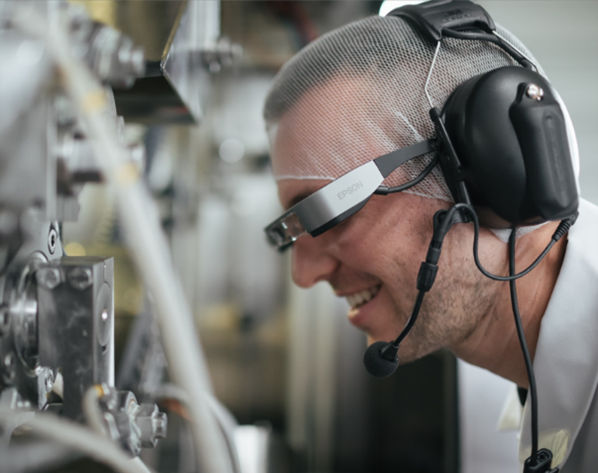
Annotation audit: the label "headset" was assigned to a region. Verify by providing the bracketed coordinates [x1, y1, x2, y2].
[388, 0, 578, 227]
[264, 1, 579, 471]
[370, 2, 578, 472]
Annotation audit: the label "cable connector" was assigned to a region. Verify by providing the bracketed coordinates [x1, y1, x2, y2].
[431, 205, 471, 251]
[551, 212, 578, 242]
[417, 205, 472, 292]
[417, 261, 438, 292]
[523, 448, 559, 473]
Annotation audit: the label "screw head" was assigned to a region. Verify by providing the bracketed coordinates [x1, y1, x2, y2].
[48, 227, 58, 255]
[36, 268, 62, 290]
[526, 83, 544, 101]
[67, 267, 93, 290]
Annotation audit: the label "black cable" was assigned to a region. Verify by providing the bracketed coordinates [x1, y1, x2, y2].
[392, 290, 426, 348]
[462, 206, 575, 282]
[374, 157, 438, 195]
[474, 225, 555, 281]
[508, 227, 539, 457]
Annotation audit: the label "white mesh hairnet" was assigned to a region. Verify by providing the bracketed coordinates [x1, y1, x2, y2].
[263, 14, 572, 205]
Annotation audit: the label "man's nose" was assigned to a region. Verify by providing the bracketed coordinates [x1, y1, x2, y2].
[291, 236, 338, 288]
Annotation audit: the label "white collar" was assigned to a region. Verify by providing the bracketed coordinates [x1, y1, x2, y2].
[519, 199, 598, 467]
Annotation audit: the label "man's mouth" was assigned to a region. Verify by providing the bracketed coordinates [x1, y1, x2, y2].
[345, 284, 382, 310]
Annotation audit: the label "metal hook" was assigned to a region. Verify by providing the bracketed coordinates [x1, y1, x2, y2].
[424, 41, 442, 109]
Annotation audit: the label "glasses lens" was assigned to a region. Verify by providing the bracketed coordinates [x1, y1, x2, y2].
[265, 211, 305, 250]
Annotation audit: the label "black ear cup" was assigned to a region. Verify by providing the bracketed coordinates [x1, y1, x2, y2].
[441, 66, 578, 227]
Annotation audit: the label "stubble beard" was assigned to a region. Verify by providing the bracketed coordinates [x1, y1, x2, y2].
[389, 263, 497, 364]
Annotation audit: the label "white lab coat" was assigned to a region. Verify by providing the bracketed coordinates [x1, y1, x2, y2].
[459, 360, 521, 473]
[519, 198, 598, 472]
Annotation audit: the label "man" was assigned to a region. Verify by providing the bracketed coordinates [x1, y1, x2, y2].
[263, 4, 597, 472]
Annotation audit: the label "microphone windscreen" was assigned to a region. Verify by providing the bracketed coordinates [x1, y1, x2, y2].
[363, 341, 399, 378]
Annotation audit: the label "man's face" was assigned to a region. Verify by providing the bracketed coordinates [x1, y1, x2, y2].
[270, 80, 508, 362]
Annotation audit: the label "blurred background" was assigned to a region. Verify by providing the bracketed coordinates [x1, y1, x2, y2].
[0, 1, 596, 473]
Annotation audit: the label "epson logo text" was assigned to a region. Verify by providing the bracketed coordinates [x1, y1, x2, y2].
[337, 181, 363, 200]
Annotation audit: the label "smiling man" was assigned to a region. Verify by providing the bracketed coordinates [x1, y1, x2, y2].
[262, 3, 598, 473]
[271, 74, 519, 366]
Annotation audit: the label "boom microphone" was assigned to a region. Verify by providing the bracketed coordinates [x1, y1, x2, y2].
[363, 341, 399, 377]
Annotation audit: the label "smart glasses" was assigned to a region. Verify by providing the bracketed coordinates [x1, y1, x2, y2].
[264, 139, 436, 251]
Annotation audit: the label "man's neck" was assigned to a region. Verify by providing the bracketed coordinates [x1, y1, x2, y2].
[453, 225, 567, 387]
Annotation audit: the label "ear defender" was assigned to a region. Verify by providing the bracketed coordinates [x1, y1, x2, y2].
[387, 0, 579, 228]
[441, 66, 579, 227]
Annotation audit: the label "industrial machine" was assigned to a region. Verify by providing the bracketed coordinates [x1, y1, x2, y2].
[0, 2, 249, 472]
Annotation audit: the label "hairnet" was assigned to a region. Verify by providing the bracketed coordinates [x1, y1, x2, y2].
[263, 14, 552, 203]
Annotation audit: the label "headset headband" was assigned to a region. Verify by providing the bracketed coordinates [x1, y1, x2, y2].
[388, 0, 495, 41]
[387, 0, 535, 69]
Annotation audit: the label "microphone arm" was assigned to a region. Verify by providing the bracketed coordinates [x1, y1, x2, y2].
[363, 204, 471, 377]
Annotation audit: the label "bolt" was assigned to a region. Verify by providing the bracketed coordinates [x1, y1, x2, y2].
[136, 403, 168, 447]
[67, 267, 93, 290]
[0, 304, 9, 336]
[526, 83, 544, 101]
[153, 411, 168, 439]
[36, 267, 62, 290]
[48, 227, 58, 255]
[3, 353, 16, 384]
